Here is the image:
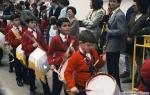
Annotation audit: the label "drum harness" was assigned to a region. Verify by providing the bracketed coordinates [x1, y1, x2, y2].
[79, 50, 96, 75]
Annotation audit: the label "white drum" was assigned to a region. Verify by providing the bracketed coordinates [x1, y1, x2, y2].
[58, 60, 69, 83]
[0, 32, 5, 48]
[85, 73, 120, 95]
[16, 44, 26, 65]
[28, 47, 49, 83]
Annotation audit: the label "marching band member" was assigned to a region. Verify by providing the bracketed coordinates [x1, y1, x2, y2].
[138, 58, 150, 92]
[5, 14, 26, 86]
[47, 17, 79, 95]
[5, 22, 14, 73]
[64, 30, 105, 95]
[21, 18, 51, 95]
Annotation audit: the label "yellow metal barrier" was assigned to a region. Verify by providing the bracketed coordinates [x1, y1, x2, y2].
[132, 35, 150, 94]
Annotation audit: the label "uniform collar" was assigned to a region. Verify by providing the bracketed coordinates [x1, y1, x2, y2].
[12, 25, 22, 31]
[59, 33, 68, 42]
[28, 28, 35, 32]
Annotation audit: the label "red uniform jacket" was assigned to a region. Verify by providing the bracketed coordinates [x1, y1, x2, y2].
[4, 24, 13, 35]
[39, 19, 48, 34]
[64, 48, 104, 89]
[21, 29, 48, 56]
[138, 58, 150, 92]
[47, 35, 79, 68]
[5, 26, 25, 49]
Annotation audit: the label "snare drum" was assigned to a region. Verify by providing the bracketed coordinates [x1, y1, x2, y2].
[58, 60, 69, 83]
[0, 32, 5, 48]
[85, 73, 120, 95]
[16, 44, 26, 65]
[28, 47, 48, 83]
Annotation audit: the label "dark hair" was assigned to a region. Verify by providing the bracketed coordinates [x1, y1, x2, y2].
[135, 0, 150, 14]
[91, 0, 103, 10]
[31, 3, 37, 8]
[19, 1, 24, 5]
[116, 0, 122, 3]
[109, 0, 122, 4]
[79, 30, 96, 43]
[40, 5, 47, 11]
[10, 14, 20, 21]
[50, 17, 57, 25]
[25, 1, 30, 9]
[59, 0, 70, 6]
[56, 17, 70, 27]
[15, 4, 23, 10]
[67, 6, 77, 15]
[25, 18, 36, 24]
[52, 0, 59, 3]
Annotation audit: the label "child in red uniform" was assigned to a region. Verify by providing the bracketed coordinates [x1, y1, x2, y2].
[64, 30, 105, 95]
[138, 58, 150, 92]
[21, 18, 51, 95]
[47, 17, 79, 95]
[5, 14, 26, 86]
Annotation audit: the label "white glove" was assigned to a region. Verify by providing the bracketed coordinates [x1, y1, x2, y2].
[33, 43, 38, 47]
[70, 87, 79, 94]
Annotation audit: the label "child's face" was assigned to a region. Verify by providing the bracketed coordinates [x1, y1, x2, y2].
[80, 42, 94, 53]
[58, 22, 70, 34]
[13, 18, 20, 27]
[28, 20, 36, 29]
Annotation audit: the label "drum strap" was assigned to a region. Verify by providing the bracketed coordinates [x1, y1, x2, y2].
[79, 51, 96, 75]
[11, 27, 22, 39]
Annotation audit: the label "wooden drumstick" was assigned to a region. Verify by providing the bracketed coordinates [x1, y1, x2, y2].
[65, 40, 74, 56]
[94, 59, 100, 67]
[66, 89, 92, 92]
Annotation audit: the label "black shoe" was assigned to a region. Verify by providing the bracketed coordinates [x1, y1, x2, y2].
[122, 78, 132, 83]
[23, 79, 30, 85]
[29, 91, 35, 95]
[120, 89, 124, 92]
[120, 71, 129, 78]
[9, 68, 13, 73]
[17, 81, 24, 87]
[134, 80, 140, 88]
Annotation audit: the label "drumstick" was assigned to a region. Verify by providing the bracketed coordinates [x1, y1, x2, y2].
[66, 89, 92, 92]
[94, 59, 100, 67]
[53, 68, 59, 74]
[53, 68, 63, 80]
[65, 40, 74, 55]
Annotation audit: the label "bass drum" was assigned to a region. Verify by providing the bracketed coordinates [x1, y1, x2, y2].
[28, 47, 48, 83]
[58, 60, 69, 83]
[0, 32, 5, 48]
[16, 44, 26, 65]
[85, 73, 120, 95]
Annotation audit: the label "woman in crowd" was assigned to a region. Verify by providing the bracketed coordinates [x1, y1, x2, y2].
[81, 0, 105, 49]
[67, 6, 79, 39]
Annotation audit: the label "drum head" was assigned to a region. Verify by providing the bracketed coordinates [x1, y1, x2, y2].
[86, 73, 119, 95]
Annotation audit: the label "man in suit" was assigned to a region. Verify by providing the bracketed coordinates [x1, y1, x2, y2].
[105, 0, 127, 90]
[49, 0, 62, 19]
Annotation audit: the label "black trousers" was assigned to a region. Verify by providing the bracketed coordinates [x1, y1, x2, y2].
[0, 48, 3, 64]
[9, 53, 14, 70]
[52, 71, 68, 95]
[11, 49, 27, 82]
[26, 56, 51, 95]
[106, 52, 121, 90]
